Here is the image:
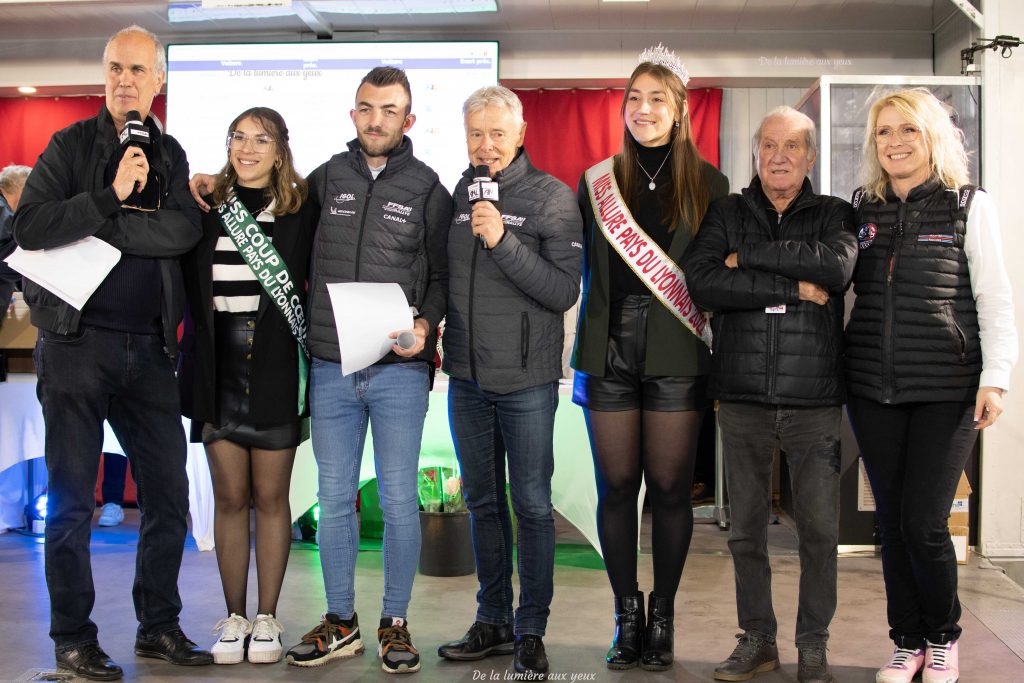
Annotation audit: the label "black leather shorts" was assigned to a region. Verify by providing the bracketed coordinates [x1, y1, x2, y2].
[197, 311, 299, 450]
[572, 295, 707, 412]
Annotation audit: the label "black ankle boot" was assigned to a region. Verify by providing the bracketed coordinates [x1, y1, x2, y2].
[606, 592, 644, 669]
[640, 593, 674, 671]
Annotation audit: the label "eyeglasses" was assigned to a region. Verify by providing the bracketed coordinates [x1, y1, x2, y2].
[226, 132, 275, 152]
[874, 125, 921, 143]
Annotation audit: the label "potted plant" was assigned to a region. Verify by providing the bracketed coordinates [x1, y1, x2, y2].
[418, 464, 475, 576]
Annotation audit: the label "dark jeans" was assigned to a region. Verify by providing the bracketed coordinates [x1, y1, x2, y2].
[847, 396, 977, 648]
[448, 378, 558, 637]
[35, 326, 189, 651]
[718, 402, 841, 646]
[101, 453, 128, 506]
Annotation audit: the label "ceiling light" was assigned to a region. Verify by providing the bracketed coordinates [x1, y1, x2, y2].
[18, 86, 37, 94]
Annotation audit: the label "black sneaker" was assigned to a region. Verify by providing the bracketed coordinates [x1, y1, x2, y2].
[285, 613, 363, 667]
[438, 621, 515, 661]
[797, 645, 833, 683]
[378, 617, 421, 674]
[513, 635, 548, 680]
[713, 632, 779, 681]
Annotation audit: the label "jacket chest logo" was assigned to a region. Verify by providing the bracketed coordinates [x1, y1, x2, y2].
[502, 214, 526, 228]
[857, 223, 876, 249]
[382, 201, 412, 224]
[917, 233, 955, 245]
[455, 213, 470, 224]
[333, 193, 356, 204]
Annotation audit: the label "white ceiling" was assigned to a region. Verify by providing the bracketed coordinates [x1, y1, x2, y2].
[0, 0, 974, 95]
[0, 0, 962, 37]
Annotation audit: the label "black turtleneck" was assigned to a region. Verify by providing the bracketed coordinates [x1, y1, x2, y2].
[609, 140, 676, 299]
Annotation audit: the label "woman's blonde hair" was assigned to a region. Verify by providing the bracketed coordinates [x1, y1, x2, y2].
[212, 107, 307, 215]
[615, 62, 711, 234]
[860, 88, 970, 202]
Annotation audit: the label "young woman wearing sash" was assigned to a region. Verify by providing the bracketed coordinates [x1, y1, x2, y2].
[178, 107, 316, 665]
[846, 89, 1016, 683]
[571, 47, 729, 671]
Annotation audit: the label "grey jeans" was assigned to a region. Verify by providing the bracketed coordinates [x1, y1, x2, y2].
[718, 402, 841, 646]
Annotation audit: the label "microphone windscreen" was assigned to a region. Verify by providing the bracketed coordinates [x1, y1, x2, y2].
[126, 110, 142, 123]
[396, 330, 417, 350]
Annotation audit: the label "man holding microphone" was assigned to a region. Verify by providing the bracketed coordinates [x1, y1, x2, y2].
[437, 85, 582, 679]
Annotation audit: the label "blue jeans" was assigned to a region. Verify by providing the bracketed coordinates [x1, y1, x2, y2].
[448, 378, 558, 637]
[35, 327, 189, 651]
[847, 397, 977, 648]
[310, 358, 429, 620]
[718, 402, 841, 647]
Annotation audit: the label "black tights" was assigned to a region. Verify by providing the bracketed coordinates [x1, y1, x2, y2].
[206, 439, 296, 617]
[586, 408, 703, 599]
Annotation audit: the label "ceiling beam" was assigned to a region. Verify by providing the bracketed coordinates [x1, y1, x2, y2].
[293, 1, 333, 38]
[945, 0, 984, 30]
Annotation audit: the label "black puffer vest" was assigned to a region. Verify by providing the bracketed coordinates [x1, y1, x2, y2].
[845, 180, 980, 403]
[307, 138, 442, 362]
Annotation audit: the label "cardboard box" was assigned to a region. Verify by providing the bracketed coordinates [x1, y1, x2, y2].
[950, 472, 972, 564]
[0, 293, 37, 350]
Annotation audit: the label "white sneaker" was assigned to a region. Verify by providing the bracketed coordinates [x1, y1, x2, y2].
[211, 613, 251, 664]
[923, 640, 959, 683]
[248, 614, 284, 664]
[876, 646, 925, 683]
[97, 503, 124, 527]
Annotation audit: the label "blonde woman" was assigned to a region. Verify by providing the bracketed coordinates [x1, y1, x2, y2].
[845, 89, 1017, 683]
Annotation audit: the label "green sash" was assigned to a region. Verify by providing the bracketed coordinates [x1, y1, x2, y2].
[216, 194, 309, 415]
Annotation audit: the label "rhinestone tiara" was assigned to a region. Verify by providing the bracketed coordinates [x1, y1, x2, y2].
[638, 43, 690, 86]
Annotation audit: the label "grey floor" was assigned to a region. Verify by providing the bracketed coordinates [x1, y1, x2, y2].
[2, 509, 1023, 682]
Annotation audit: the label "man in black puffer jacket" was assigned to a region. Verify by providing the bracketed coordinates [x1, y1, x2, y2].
[437, 86, 582, 679]
[682, 107, 856, 683]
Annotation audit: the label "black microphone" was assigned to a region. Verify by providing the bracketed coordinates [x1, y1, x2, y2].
[467, 164, 499, 249]
[117, 110, 160, 211]
[119, 110, 151, 149]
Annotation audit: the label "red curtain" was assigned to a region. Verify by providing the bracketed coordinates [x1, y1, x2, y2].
[0, 95, 166, 168]
[513, 87, 722, 190]
[0, 89, 723, 191]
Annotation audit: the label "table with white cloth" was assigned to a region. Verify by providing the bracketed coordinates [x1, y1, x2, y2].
[1, 374, 632, 555]
[0, 374, 217, 546]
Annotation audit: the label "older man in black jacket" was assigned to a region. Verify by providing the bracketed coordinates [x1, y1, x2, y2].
[682, 106, 856, 683]
[13, 25, 209, 681]
[437, 86, 582, 679]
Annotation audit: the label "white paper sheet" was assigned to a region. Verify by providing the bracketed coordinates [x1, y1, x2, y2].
[4, 237, 121, 310]
[326, 282, 414, 376]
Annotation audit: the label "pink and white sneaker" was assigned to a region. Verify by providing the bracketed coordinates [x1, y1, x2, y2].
[923, 640, 959, 683]
[876, 646, 924, 683]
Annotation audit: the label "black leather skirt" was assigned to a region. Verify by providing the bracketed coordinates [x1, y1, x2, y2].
[572, 294, 707, 412]
[198, 311, 299, 450]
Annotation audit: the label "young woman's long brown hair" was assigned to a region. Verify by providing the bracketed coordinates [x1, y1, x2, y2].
[615, 63, 711, 234]
[212, 106, 308, 215]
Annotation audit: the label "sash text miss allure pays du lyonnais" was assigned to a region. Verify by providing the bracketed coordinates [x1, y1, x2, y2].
[591, 171, 705, 334]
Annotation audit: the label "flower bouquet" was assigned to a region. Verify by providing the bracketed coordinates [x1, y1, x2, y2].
[417, 465, 466, 513]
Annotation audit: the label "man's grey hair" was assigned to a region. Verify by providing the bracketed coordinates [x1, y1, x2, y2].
[0, 165, 31, 193]
[752, 105, 817, 158]
[463, 86, 524, 128]
[103, 24, 166, 75]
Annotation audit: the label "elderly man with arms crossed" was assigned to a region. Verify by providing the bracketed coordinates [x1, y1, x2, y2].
[682, 106, 856, 683]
